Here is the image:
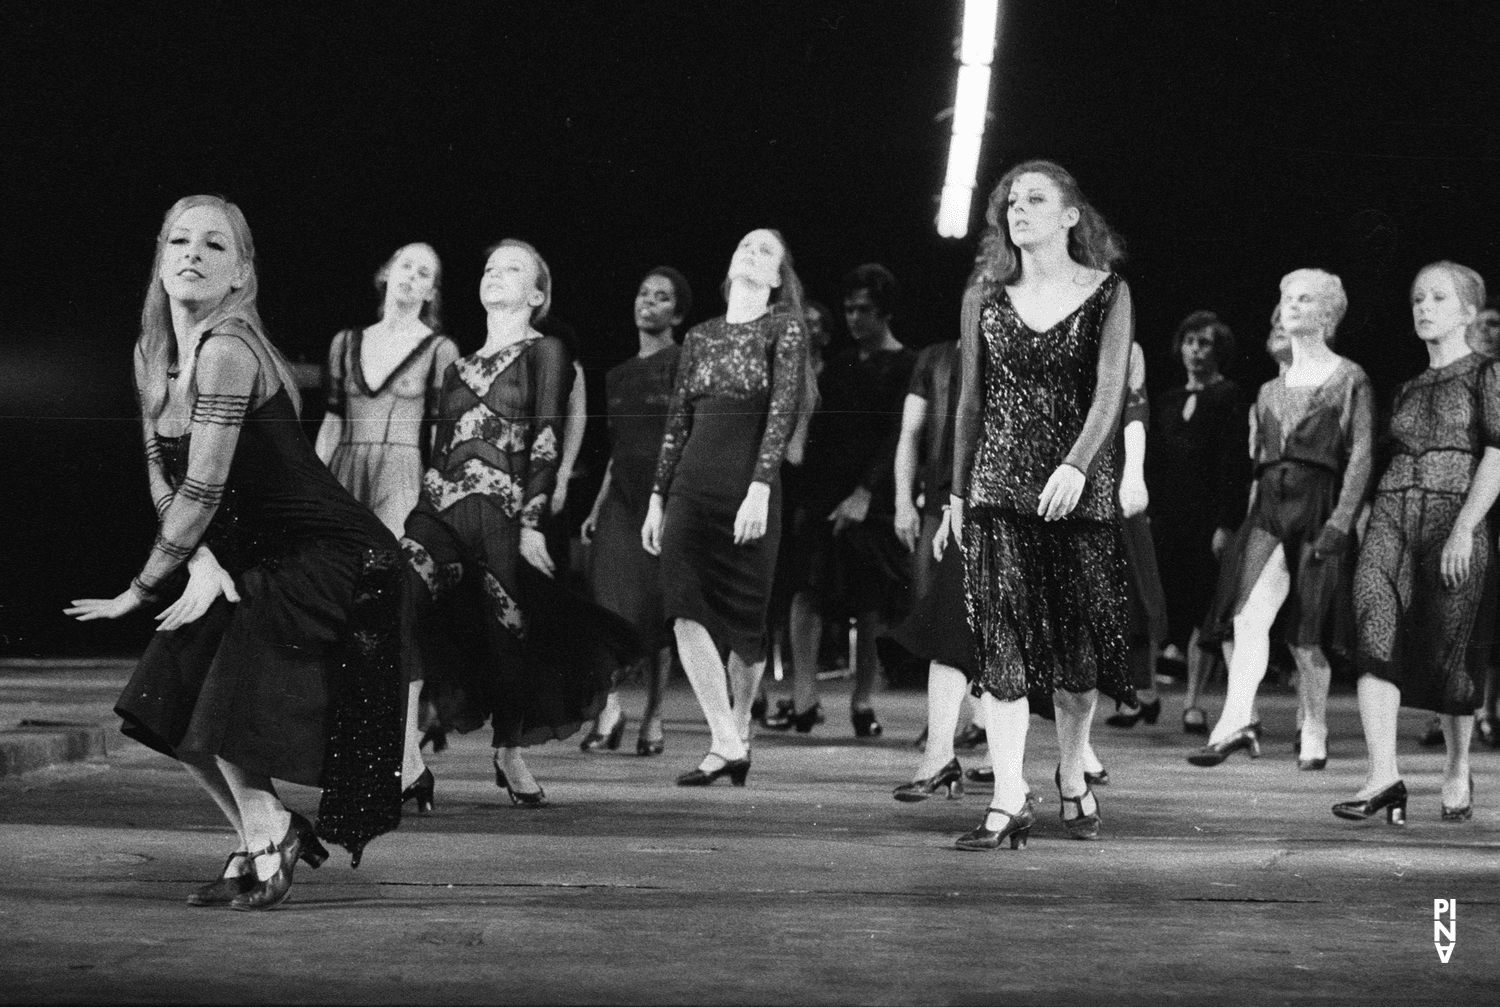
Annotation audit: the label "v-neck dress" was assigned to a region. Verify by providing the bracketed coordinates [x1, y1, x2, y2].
[1202, 357, 1374, 652]
[325, 327, 459, 538]
[401, 337, 641, 748]
[951, 274, 1135, 704]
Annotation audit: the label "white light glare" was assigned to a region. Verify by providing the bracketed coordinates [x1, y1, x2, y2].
[952, 64, 992, 136]
[937, 185, 975, 239]
[944, 132, 982, 188]
[959, 0, 1000, 66]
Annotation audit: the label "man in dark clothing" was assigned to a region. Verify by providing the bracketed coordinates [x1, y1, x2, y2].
[764, 264, 916, 736]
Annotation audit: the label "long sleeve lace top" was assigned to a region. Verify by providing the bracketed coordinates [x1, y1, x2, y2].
[952, 274, 1133, 522]
[652, 308, 807, 499]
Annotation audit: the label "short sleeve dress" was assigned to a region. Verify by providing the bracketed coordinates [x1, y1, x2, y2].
[1354, 353, 1500, 714]
[325, 327, 460, 537]
[588, 344, 681, 661]
[654, 308, 807, 663]
[952, 274, 1135, 705]
[402, 336, 641, 748]
[115, 322, 407, 865]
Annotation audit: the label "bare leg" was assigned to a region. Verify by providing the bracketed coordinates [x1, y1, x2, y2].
[850, 610, 881, 711]
[979, 691, 1030, 815]
[1210, 545, 1291, 744]
[916, 663, 967, 779]
[595, 690, 623, 734]
[1354, 673, 1401, 798]
[1055, 689, 1101, 819]
[727, 651, 767, 750]
[638, 645, 671, 744]
[789, 592, 821, 712]
[178, 751, 248, 875]
[216, 758, 290, 882]
[402, 680, 427, 790]
[1439, 714, 1474, 809]
[674, 619, 747, 764]
[1184, 628, 1208, 711]
[1292, 645, 1332, 761]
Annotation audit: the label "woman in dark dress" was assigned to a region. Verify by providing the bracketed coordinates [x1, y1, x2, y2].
[70, 195, 406, 910]
[402, 240, 639, 806]
[949, 160, 1134, 849]
[1192, 270, 1374, 770]
[580, 266, 693, 757]
[315, 242, 460, 812]
[1336, 262, 1500, 825]
[642, 229, 809, 787]
[1146, 311, 1250, 733]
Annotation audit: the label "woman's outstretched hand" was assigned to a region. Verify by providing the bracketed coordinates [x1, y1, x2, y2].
[65, 585, 149, 622]
[1441, 522, 1477, 589]
[1038, 464, 1086, 521]
[734, 482, 771, 545]
[155, 548, 240, 632]
[641, 493, 665, 556]
[520, 528, 556, 577]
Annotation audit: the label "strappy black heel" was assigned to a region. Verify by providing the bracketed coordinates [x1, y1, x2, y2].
[494, 760, 549, 807]
[955, 798, 1035, 851]
[1332, 780, 1407, 825]
[229, 811, 329, 912]
[401, 767, 435, 815]
[1441, 775, 1474, 822]
[894, 758, 964, 803]
[676, 753, 751, 787]
[1055, 766, 1101, 840]
[187, 850, 256, 907]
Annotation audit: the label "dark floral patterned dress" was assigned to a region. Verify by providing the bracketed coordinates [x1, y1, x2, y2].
[402, 336, 639, 747]
[1354, 353, 1500, 714]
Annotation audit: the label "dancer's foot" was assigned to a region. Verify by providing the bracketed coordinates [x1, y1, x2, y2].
[1441, 772, 1474, 813]
[495, 748, 541, 795]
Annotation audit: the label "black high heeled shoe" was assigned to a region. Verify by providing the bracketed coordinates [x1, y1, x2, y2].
[851, 706, 883, 738]
[1476, 715, 1498, 749]
[1186, 725, 1261, 766]
[676, 754, 751, 787]
[1085, 767, 1110, 787]
[187, 850, 256, 907]
[1182, 706, 1209, 736]
[750, 692, 768, 723]
[1332, 779, 1407, 825]
[420, 725, 448, 753]
[1055, 766, 1101, 840]
[954, 799, 1036, 851]
[580, 717, 626, 753]
[1297, 755, 1327, 771]
[401, 767, 435, 815]
[1441, 775, 1474, 822]
[1106, 697, 1161, 729]
[494, 762, 549, 807]
[636, 731, 665, 757]
[762, 699, 825, 733]
[229, 811, 329, 912]
[965, 766, 995, 784]
[953, 724, 987, 750]
[894, 758, 964, 803]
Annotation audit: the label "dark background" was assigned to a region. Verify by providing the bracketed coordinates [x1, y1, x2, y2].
[3, 1, 1497, 655]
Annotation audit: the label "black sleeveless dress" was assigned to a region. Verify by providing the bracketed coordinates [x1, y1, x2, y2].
[116, 384, 406, 865]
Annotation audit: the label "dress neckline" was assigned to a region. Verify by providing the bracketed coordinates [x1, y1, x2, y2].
[353, 327, 438, 398]
[1002, 273, 1114, 335]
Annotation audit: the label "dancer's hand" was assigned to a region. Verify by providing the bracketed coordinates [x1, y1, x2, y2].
[829, 486, 871, 534]
[1211, 527, 1232, 559]
[641, 494, 665, 556]
[65, 585, 149, 622]
[155, 548, 240, 632]
[895, 498, 921, 552]
[933, 507, 952, 562]
[1441, 521, 1477, 588]
[520, 528, 556, 577]
[580, 506, 601, 545]
[1118, 474, 1149, 518]
[1038, 464, 1085, 521]
[734, 482, 771, 545]
[949, 494, 965, 550]
[1311, 524, 1348, 561]
[550, 473, 570, 516]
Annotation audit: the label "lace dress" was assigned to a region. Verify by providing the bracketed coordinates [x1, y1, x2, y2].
[952, 274, 1134, 704]
[402, 336, 639, 747]
[1147, 378, 1251, 645]
[324, 327, 460, 537]
[1202, 358, 1374, 652]
[1354, 354, 1500, 713]
[653, 308, 807, 662]
[589, 345, 681, 660]
[115, 322, 406, 865]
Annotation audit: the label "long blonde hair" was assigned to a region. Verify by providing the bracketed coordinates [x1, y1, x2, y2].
[136, 195, 301, 419]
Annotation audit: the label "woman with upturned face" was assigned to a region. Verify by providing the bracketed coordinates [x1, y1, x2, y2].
[1192, 269, 1374, 770]
[70, 196, 407, 909]
[1336, 261, 1500, 826]
[642, 228, 810, 787]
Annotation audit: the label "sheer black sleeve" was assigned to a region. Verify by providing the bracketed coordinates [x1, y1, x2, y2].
[132, 333, 259, 597]
[951, 284, 986, 497]
[1062, 278, 1133, 476]
[520, 336, 569, 530]
[652, 329, 697, 498]
[753, 312, 808, 485]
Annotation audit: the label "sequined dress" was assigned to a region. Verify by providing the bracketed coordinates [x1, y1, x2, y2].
[1354, 354, 1500, 714]
[589, 345, 681, 661]
[1202, 358, 1373, 652]
[951, 274, 1134, 703]
[653, 309, 807, 662]
[115, 323, 406, 864]
[325, 327, 460, 537]
[402, 336, 640, 747]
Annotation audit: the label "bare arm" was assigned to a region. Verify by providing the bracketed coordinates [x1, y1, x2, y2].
[894, 392, 928, 550]
[1119, 341, 1149, 518]
[552, 361, 587, 515]
[315, 330, 347, 466]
